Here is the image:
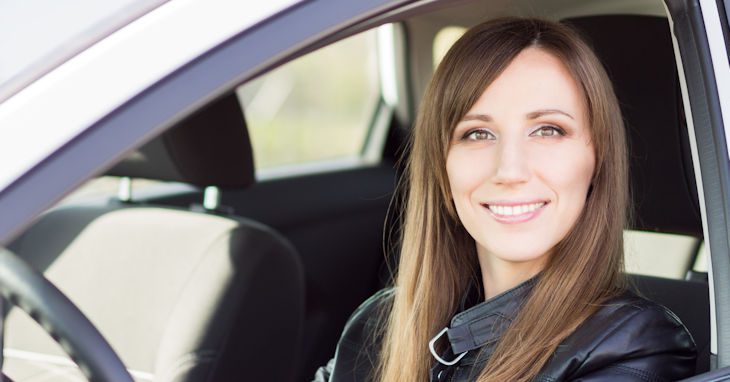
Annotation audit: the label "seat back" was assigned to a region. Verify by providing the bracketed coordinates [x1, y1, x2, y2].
[630, 274, 710, 374]
[563, 15, 702, 237]
[7, 205, 304, 381]
[564, 14, 710, 375]
[4, 93, 305, 382]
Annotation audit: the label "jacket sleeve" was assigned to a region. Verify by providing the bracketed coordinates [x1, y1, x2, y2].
[567, 303, 697, 381]
[311, 288, 394, 382]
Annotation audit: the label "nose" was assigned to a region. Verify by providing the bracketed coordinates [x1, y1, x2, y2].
[491, 139, 530, 185]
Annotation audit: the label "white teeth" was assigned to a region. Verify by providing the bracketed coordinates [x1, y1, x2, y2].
[488, 202, 545, 216]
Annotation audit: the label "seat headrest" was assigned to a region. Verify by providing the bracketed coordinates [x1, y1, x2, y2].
[108, 93, 255, 189]
[563, 15, 702, 237]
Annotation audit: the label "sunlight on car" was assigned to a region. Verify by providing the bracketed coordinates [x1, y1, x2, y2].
[239, 30, 380, 169]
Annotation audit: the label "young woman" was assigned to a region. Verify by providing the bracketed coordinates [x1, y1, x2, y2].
[314, 18, 697, 382]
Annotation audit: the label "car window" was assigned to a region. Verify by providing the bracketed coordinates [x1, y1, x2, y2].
[238, 29, 380, 170]
[52, 29, 385, 204]
[433, 26, 466, 68]
[57, 177, 121, 205]
[56, 176, 175, 207]
[694, 242, 708, 273]
[50, 28, 384, 205]
[624, 230, 700, 279]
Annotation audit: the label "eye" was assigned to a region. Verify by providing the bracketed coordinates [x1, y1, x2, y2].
[530, 125, 566, 138]
[463, 129, 496, 141]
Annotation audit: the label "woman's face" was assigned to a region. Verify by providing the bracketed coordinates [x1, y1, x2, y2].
[446, 47, 595, 272]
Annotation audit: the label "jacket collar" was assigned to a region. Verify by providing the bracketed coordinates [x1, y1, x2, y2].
[445, 276, 538, 354]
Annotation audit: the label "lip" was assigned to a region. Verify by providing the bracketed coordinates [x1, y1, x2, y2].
[480, 200, 549, 224]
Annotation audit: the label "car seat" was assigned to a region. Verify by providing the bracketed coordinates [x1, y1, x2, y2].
[4, 93, 305, 381]
[563, 15, 710, 373]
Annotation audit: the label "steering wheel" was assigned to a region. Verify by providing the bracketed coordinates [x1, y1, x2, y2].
[0, 249, 133, 382]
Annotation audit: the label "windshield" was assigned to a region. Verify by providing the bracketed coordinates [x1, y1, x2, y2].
[0, 0, 168, 101]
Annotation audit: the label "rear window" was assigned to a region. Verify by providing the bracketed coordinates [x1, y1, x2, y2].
[238, 29, 380, 170]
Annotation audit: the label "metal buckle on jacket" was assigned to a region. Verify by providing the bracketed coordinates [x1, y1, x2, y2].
[429, 327, 468, 366]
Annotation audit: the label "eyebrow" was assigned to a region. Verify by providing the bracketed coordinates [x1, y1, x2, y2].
[526, 109, 575, 120]
[460, 109, 575, 122]
[461, 114, 493, 123]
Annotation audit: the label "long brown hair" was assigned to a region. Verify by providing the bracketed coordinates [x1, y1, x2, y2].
[376, 18, 629, 382]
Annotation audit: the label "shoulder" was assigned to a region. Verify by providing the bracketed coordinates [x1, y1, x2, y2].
[577, 291, 696, 349]
[316, 288, 394, 382]
[541, 291, 697, 381]
[339, 287, 395, 347]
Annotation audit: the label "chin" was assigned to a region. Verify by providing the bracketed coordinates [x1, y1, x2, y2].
[483, 243, 553, 265]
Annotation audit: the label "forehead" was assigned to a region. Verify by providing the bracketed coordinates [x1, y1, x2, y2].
[469, 47, 586, 117]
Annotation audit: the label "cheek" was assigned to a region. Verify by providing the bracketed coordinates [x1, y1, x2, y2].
[446, 149, 494, 201]
[534, 144, 595, 193]
[446, 151, 471, 198]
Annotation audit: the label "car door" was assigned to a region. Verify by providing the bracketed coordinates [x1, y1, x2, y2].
[665, 0, 730, 379]
[0, 0, 415, 379]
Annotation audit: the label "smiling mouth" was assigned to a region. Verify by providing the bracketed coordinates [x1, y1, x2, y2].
[481, 201, 549, 223]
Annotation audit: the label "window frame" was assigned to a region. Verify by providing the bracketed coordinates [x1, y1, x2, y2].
[666, 0, 730, 367]
[246, 22, 409, 181]
[0, 0, 417, 245]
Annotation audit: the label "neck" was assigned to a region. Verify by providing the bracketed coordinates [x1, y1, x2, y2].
[478, 247, 547, 299]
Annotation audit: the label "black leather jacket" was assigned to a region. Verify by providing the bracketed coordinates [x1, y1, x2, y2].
[313, 277, 697, 381]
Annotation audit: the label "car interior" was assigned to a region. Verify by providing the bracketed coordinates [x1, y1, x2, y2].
[0, 0, 717, 381]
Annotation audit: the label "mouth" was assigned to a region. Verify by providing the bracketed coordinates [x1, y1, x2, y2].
[481, 200, 549, 224]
